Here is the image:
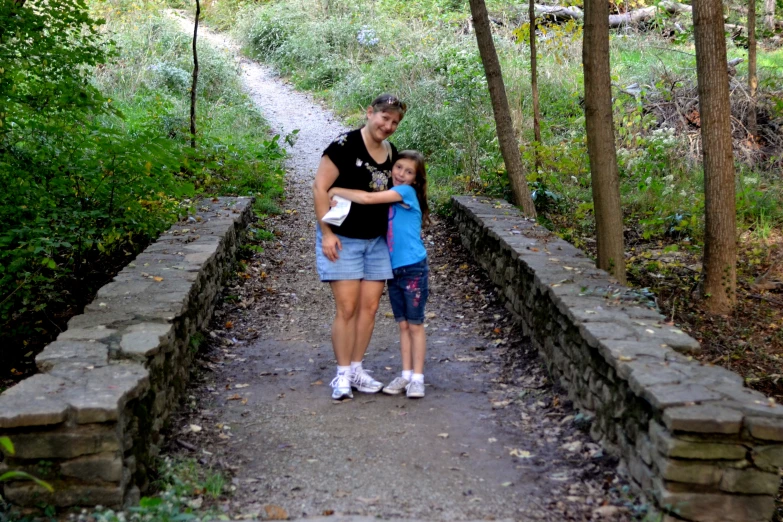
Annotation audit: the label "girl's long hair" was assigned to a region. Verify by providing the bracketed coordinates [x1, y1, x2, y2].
[397, 150, 430, 228]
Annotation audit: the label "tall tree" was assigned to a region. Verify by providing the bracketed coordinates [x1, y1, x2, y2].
[582, 0, 626, 283]
[190, 0, 200, 149]
[529, 0, 542, 175]
[693, 0, 737, 313]
[747, 0, 758, 141]
[764, 0, 776, 31]
[468, 0, 537, 218]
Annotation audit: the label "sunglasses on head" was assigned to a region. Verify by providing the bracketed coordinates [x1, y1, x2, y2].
[374, 96, 407, 112]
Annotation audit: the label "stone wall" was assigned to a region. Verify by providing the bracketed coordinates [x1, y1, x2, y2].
[0, 197, 254, 508]
[452, 196, 783, 522]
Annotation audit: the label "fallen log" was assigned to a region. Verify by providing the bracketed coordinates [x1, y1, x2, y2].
[534, 1, 692, 27]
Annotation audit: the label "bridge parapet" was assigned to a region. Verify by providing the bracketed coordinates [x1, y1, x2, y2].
[453, 195, 783, 522]
[0, 197, 253, 508]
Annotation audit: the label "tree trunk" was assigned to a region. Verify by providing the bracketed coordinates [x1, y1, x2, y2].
[468, 0, 537, 217]
[529, 0, 542, 174]
[583, 0, 627, 283]
[764, 0, 775, 31]
[748, 0, 757, 141]
[693, 0, 737, 313]
[190, 0, 200, 149]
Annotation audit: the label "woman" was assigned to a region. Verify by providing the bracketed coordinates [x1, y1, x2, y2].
[312, 94, 407, 400]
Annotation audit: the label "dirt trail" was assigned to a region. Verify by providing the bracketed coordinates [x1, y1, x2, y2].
[168, 16, 633, 522]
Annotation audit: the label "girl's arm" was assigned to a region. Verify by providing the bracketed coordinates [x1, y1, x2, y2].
[329, 187, 402, 205]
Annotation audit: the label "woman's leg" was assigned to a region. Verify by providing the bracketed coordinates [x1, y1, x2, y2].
[330, 280, 362, 366]
[351, 280, 385, 363]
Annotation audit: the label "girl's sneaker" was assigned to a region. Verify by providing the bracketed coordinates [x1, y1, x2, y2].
[350, 368, 383, 393]
[406, 381, 425, 398]
[330, 374, 353, 400]
[382, 377, 410, 395]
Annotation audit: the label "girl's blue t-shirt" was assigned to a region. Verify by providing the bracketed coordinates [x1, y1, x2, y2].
[387, 185, 427, 269]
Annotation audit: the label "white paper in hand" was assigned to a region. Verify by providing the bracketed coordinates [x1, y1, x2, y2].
[322, 195, 351, 226]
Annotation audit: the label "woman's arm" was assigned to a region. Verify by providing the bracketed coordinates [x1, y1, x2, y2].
[329, 187, 402, 205]
[312, 156, 342, 261]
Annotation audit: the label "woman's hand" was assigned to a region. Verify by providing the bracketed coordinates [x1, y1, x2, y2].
[321, 231, 342, 262]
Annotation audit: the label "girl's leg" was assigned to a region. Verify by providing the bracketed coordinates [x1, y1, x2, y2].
[398, 320, 413, 372]
[330, 280, 362, 366]
[409, 323, 426, 375]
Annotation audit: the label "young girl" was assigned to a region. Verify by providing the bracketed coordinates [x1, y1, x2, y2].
[328, 150, 430, 398]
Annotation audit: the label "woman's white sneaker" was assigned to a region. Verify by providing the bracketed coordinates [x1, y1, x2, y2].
[382, 377, 410, 395]
[330, 374, 353, 400]
[350, 368, 383, 393]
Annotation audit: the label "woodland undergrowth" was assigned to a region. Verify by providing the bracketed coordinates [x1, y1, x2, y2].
[0, 0, 286, 388]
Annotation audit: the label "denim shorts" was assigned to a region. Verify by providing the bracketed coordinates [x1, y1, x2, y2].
[315, 225, 393, 282]
[387, 258, 429, 324]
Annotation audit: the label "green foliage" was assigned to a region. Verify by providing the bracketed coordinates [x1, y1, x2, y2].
[90, 457, 230, 522]
[0, 0, 109, 130]
[0, 5, 286, 347]
[0, 437, 54, 493]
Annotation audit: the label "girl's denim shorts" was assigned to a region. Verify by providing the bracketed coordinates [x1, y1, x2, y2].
[315, 225, 392, 282]
[387, 258, 429, 324]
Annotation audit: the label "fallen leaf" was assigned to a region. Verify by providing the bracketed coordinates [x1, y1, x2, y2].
[225, 321, 234, 329]
[310, 380, 323, 386]
[189, 424, 202, 433]
[153, 276, 164, 282]
[334, 490, 350, 498]
[488, 438, 497, 443]
[501, 482, 513, 487]
[509, 448, 532, 458]
[227, 394, 242, 400]
[437, 433, 449, 438]
[425, 311, 436, 319]
[357, 496, 380, 505]
[322, 510, 335, 516]
[235, 383, 250, 389]
[264, 504, 288, 520]
[491, 399, 513, 409]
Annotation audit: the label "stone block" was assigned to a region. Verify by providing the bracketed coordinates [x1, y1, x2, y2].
[652, 453, 723, 485]
[57, 325, 116, 342]
[35, 340, 109, 372]
[662, 404, 743, 434]
[0, 374, 69, 428]
[649, 421, 747, 460]
[66, 311, 135, 331]
[62, 364, 149, 424]
[751, 444, 783, 471]
[745, 416, 783, 441]
[3, 479, 125, 508]
[60, 452, 124, 483]
[641, 383, 724, 410]
[719, 468, 780, 495]
[626, 363, 688, 395]
[8, 423, 121, 459]
[120, 323, 174, 360]
[653, 479, 774, 522]
[96, 280, 154, 298]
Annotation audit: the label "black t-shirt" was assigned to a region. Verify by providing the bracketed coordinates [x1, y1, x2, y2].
[323, 128, 397, 239]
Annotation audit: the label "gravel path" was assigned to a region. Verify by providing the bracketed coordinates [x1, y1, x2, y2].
[168, 16, 635, 522]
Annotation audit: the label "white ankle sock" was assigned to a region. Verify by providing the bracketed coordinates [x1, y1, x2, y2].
[350, 361, 362, 374]
[401, 370, 413, 381]
[411, 373, 424, 384]
[337, 365, 351, 376]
